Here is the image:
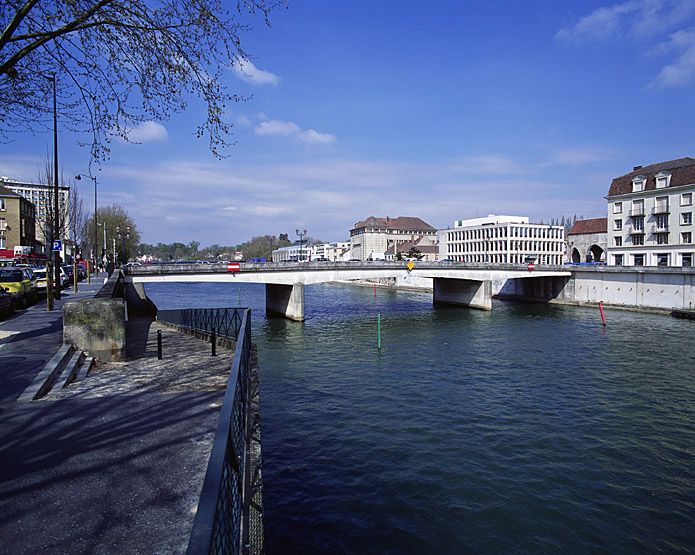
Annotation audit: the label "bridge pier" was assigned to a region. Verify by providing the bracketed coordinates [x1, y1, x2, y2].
[433, 278, 492, 311]
[266, 283, 305, 321]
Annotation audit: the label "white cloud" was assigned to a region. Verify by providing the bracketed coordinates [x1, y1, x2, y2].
[549, 147, 611, 166]
[254, 119, 336, 144]
[650, 27, 695, 87]
[556, 0, 695, 42]
[232, 58, 279, 86]
[125, 121, 169, 143]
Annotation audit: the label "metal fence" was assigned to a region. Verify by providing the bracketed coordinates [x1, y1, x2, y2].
[157, 307, 245, 341]
[159, 308, 263, 555]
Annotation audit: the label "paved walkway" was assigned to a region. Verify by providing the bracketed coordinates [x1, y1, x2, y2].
[0, 276, 106, 406]
[0, 282, 233, 554]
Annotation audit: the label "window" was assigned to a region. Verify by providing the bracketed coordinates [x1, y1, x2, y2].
[632, 178, 645, 192]
[633, 234, 644, 245]
[633, 216, 644, 231]
[613, 202, 622, 214]
[614, 254, 623, 266]
[614, 236, 622, 246]
[631, 200, 644, 216]
[0, 217, 5, 231]
[682, 212, 692, 225]
[683, 232, 692, 244]
[657, 253, 669, 267]
[0, 236, 4, 249]
[656, 233, 669, 245]
[655, 214, 669, 230]
[683, 254, 693, 268]
[655, 172, 671, 188]
[682, 192, 693, 206]
[634, 254, 644, 266]
[614, 219, 622, 230]
[0, 198, 5, 210]
[654, 196, 669, 213]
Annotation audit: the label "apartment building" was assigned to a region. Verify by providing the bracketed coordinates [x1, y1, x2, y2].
[0, 184, 37, 261]
[439, 215, 565, 265]
[606, 158, 695, 267]
[350, 216, 437, 261]
[0, 177, 71, 252]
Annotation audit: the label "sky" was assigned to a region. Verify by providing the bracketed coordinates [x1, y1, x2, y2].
[2, 0, 695, 246]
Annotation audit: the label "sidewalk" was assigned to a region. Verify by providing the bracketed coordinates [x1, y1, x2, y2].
[0, 275, 106, 406]
[0, 281, 232, 554]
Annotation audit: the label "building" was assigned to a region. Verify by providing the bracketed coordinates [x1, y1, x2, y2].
[439, 215, 565, 265]
[271, 244, 310, 263]
[0, 177, 71, 255]
[312, 242, 351, 261]
[384, 235, 438, 261]
[350, 216, 437, 261]
[606, 158, 695, 267]
[0, 184, 37, 263]
[567, 218, 607, 263]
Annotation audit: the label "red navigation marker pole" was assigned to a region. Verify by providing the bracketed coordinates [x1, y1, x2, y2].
[599, 301, 607, 326]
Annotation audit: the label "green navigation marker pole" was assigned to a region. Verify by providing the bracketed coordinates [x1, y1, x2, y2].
[377, 313, 381, 351]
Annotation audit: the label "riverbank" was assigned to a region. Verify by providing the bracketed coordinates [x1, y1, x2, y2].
[0, 298, 232, 553]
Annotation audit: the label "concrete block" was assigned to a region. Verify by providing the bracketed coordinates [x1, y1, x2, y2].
[63, 298, 127, 362]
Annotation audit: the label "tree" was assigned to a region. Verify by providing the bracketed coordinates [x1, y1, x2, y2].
[82, 204, 140, 264]
[406, 246, 424, 260]
[1, 1, 282, 161]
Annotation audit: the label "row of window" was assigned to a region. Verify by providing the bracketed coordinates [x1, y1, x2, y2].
[631, 172, 672, 192]
[614, 232, 692, 246]
[613, 192, 693, 215]
[614, 253, 693, 267]
[447, 240, 564, 253]
[450, 253, 563, 264]
[448, 226, 563, 241]
[614, 212, 692, 231]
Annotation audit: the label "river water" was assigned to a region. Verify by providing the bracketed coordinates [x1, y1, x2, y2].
[145, 281, 695, 554]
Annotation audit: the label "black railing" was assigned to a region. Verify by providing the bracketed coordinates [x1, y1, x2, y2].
[159, 308, 263, 555]
[157, 307, 245, 341]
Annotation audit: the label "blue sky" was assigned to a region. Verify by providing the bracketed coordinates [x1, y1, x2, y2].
[2, 0, 695, 246]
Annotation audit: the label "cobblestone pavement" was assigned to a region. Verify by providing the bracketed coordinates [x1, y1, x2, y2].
[46, 321, 233, 400]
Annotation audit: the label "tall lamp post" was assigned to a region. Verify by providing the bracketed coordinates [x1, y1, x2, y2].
[74, 173, 97, 282]
[296, 228, 307, 262]
[116, 225, 130, 266]
[50, 72, 61, 301]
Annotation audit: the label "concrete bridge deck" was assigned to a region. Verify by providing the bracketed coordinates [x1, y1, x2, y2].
[126, 261, 571, 320]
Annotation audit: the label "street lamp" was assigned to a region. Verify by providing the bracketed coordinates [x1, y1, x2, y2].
[116, 225, 130, 266]
[74, 173, 97, 280]
[296, 228, 307, 262]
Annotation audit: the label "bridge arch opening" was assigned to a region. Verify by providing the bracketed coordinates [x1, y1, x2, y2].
[588, 245, 604, 263]
[571, 248, 581, 263]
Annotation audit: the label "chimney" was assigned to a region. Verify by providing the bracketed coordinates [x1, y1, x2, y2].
[633, 165, 642, 171]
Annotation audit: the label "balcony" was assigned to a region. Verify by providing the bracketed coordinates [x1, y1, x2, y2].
[629, 226, 645, 235]
[629, 208, 645, 217]
[651, 224, 669, 233]
[652, 205, 670, 215]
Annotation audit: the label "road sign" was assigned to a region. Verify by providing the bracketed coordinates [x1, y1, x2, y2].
[52, 240, 62, 252]
[227, 262, 240, 273]
[407, 261, 415, 271]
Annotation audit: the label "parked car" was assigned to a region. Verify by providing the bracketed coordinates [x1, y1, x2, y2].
[76, 264, 88, 280]
[0, 288, 13, 319]
[0, 267, 38, 307]
[62, 265, 75, 286]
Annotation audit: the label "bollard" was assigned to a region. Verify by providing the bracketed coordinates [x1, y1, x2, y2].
[211, 327, 217, 357]
[157, 329, 163, 359]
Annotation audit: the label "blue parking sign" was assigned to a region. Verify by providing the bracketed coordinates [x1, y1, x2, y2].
[52, 240, 62, 252]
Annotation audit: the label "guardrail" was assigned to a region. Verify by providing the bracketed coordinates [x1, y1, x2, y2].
[159, 308, 263, 555]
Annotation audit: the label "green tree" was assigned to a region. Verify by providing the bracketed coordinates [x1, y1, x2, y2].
[1, 1, 282, 160]
[82, 204, 139, 263]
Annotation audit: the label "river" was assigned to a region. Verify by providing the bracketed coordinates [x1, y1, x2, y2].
[145, 281, 695, 554]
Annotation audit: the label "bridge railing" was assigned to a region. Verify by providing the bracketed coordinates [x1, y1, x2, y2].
[159, 308, 263, 555]
[157, 307, 246, 340]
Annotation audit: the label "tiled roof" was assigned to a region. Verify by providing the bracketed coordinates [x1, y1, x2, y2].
[351, 216, 436, 232]
[568, 217, 607, 236]
[608, 157, 695, 196]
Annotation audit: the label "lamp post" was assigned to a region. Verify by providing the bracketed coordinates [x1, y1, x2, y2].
[50, 72, 61, 301]
[98, 222, 107, 271]
[296, 228, 307, 262]
[116, 225, 130, 266]
[75, 173, 97, 282]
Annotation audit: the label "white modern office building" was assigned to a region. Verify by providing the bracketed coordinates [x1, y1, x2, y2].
[271, 244, 310, 263]
[606, 157, 695, 267]
[439, 215, 565, 265]
[313, 241, 351, 261]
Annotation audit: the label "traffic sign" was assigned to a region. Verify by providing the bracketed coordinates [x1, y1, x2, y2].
[227, 262, 240, 273]
[52, 240, 62, 252]
[407, 260, 415, 271]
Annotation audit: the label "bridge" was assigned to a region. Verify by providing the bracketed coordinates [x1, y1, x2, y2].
[125, 261, 571, 321]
